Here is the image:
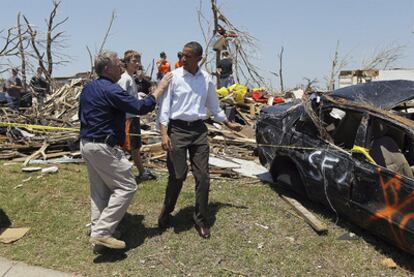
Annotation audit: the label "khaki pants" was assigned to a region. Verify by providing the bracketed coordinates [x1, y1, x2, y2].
[80, 140, 137, 237]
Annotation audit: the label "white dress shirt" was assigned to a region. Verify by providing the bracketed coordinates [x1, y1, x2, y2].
[158, 67, 227, 126]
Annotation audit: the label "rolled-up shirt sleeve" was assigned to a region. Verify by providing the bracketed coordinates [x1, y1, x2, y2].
[158, 82, 173, 126]
[206, 78, 227, 123]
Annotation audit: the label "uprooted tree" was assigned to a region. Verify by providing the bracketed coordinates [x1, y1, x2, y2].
[198, 0, 267, 89]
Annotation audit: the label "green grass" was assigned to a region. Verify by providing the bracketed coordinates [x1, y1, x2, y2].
[0, 161, 413, 276]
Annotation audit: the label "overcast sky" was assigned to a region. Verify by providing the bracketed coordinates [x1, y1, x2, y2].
[1, 0, 413, 89]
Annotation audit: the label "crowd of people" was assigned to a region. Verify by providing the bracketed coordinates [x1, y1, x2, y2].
[79, 41, 242, 252]
[2, 46, 235, 113]
[2, 67, 49, 112]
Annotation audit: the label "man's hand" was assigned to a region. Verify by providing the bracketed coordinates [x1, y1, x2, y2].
[158, 72, 172, 91]
[225, 121, 243, 132]
[161, 134, 172, 151]
[138, 92, 147, 99]
[160, 124, 172, 151]
[152, 72, 173, 100]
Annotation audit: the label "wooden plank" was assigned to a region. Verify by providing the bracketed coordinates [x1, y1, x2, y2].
[23, 142, 49, 167]
[280, 194, 328, 234]
[236, 109, 254, 126]
[140, 142, 163, 153]
[45, 151, 72, 159]
[211, 135, 256, 145]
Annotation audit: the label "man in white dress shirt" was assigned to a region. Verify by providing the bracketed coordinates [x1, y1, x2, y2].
[157, 41, 242, 238]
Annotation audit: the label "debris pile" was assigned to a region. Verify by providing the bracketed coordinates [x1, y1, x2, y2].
[0, 79, 84, 160]
[0, 78, 292, 179]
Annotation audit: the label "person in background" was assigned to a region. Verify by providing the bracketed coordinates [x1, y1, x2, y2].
[118, 50, 157, 182]
[156, 51, 171, 81]
[135, 65, 152, 95]
[30, 67, 49, 109]
[5, 68, 23, 111]
[174, 51, 183, 69]
[79, 50, 171, 250]
[216, 51, 234, 88]
[157, 41, 242, 239]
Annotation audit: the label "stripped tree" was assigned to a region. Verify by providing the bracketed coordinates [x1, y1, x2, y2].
[362, 44, 405, 70]
[23, 0, 69, 85]
[0, 27, 21, 74]
[326, 40, 349, 91]
[198, 0, 266, 88]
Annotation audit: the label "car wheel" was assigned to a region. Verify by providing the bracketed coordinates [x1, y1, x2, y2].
[271, 159, 307, 197]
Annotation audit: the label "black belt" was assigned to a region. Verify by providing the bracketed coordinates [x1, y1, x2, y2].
[170, 119, 204, 127]
[82, 136, 118, 147]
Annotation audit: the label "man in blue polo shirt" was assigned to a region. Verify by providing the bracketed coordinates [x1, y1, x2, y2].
[79, 50, 171, 250]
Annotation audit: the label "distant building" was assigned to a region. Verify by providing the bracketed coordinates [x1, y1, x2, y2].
[338, 69, 414, 88]
[52, 71, 90, 88]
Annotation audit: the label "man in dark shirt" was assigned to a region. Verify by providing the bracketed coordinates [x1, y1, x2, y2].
[5, 68, 23, 111]
[79, 50, 171, 251]
[216, 51, 234, 88]
[135, 66, 152, 95]
[30, 67, 49, 109]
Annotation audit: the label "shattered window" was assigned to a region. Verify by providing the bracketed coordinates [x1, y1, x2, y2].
[321, 107, 363, 150]
[368, 117, 414, 179]
[295, 113, 318, 137]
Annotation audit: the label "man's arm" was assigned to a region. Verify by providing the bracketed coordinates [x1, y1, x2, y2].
[157, 74, 174, 151]
[205, 78, 242, 131]
[160, 123, 172, 151]
[107, 85, 157, 116]
[108, 73, 172, 115]
[151, 72, 172, 100]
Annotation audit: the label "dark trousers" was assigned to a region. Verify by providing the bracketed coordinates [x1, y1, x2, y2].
[162, 120, 210, 226]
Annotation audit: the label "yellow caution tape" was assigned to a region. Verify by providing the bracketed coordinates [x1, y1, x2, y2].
[0, 122, 377, 163]
[351, 145, 377, 164]
[0, 122, 79, 132]
[256, 144, 319, 151]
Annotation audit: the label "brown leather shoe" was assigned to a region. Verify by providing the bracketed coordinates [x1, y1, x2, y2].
[195, 224, 211, 239]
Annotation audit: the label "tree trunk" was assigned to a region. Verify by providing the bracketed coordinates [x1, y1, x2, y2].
[17, 12, 27, 90]
[278, 46, 284, 93]
[211, 0, 220, 89]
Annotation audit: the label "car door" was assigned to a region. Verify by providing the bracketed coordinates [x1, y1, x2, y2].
[350, 115, 414, 253]
[296, 106, 361, 208]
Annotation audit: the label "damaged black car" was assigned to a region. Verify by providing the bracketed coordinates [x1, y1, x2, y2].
[256, 80, 414, 255]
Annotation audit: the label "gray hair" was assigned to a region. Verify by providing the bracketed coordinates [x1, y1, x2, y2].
[94, 50, 118, 77]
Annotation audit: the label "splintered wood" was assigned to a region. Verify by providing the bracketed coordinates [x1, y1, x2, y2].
[0, 79, 83, 160]
[0, 77, 263, 180]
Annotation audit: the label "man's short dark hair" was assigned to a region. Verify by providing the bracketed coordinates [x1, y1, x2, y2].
[160, 52, 166, 58]
[184, 41, 203, 57]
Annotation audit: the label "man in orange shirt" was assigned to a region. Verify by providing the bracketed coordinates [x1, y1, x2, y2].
[156, 52, 171, 81]
[175, 51, 183, 69]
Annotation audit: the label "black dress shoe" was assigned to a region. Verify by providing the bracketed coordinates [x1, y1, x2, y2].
[158, 214, 171, 229]
[194, 224, 211, 239]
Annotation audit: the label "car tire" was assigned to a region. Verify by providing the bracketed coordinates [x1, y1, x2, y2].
[271, 159, 307, 197]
